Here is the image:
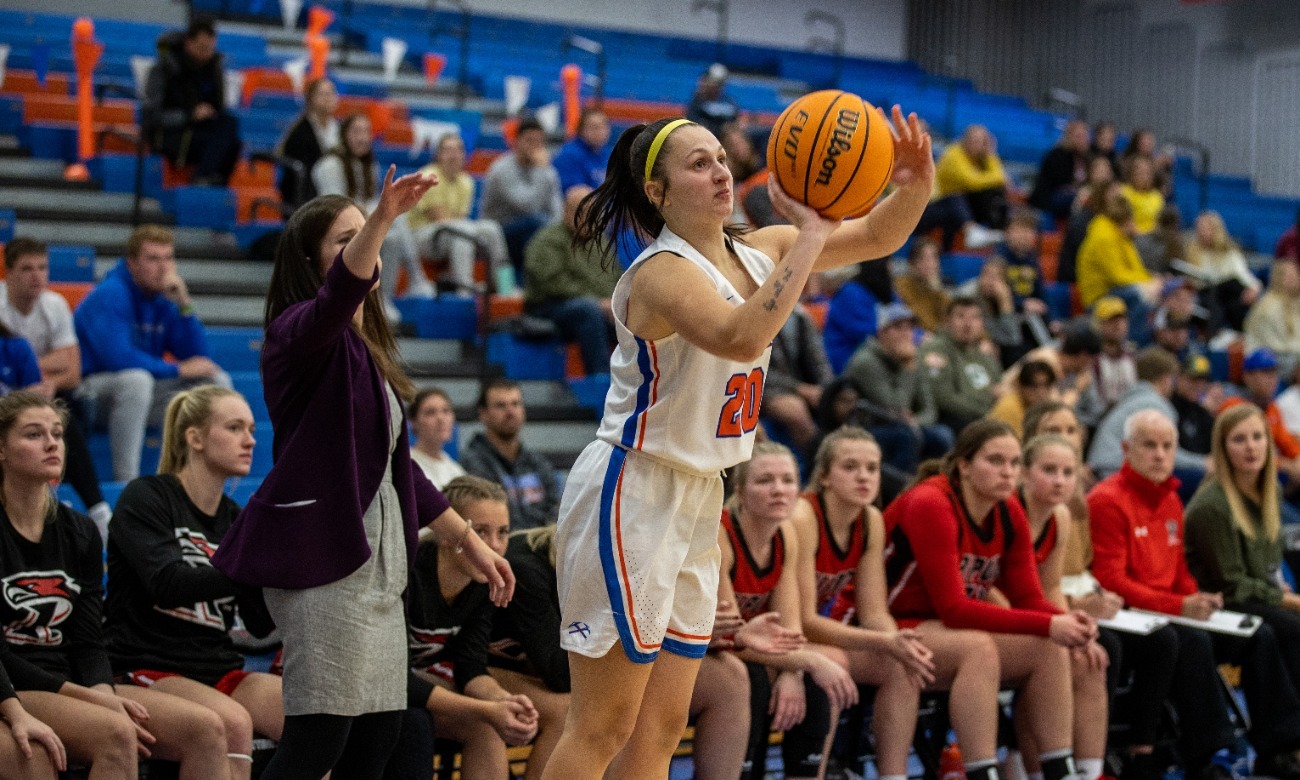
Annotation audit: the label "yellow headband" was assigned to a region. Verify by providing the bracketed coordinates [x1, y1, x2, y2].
[644, 119, 693, 182]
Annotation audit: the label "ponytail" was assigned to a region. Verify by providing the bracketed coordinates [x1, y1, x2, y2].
[573, 117, 748, 263]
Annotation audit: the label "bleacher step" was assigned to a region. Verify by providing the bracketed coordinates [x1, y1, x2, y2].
[94, 257, 272, 296]
[0, 157, 82, 185]
[0, 187, 168, 224]
[412, 375, 596, 422]
[15, 219, 244, 260]
[0, 135, 24, 157]
[190, 294, 265, 327]
[457, 419, 596, 464]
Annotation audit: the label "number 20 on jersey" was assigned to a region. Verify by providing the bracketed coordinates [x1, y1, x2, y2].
[716, 368, 766, 438]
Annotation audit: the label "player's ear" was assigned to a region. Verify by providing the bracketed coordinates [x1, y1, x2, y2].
[644, 178, 665, 211]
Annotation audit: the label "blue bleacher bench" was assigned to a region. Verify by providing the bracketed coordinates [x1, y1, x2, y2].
[394, 297, 476, 340]
[47, 245, 96, 282]
[485, 331, 566, 381]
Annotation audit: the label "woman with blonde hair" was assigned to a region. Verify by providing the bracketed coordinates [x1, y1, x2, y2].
[104, 385, 282, 779]
[1185, 210, 1261, 331]
[0, 391, 235, 778]
[1185, 403, 1300, 685]
[1244, 260, 1300, 379]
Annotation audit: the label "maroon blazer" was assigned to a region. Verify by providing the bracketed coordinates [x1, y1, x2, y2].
[213, 255, 451, 588]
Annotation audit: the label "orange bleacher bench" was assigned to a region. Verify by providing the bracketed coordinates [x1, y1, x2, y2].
[0, 69, 71, 97]
[21, 93, 136, 126]
[49, 282, 93, 311]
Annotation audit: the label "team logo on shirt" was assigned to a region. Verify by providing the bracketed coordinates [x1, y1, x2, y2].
[1, 570, 81, 647]
[409, 625, 459, 682]
[153, 528, 232, 630]
[958, 553, 1002, 599]
[733, 593, 771, 621]
[815, 570, 854, 613]
[1165, 519, 1180, 546]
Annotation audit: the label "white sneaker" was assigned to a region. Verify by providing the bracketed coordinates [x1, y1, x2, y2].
[964, 222, 1005, 249]
[405, 276, 437, 299]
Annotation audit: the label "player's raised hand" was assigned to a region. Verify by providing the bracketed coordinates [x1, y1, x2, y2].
[882, 105, 934, 189]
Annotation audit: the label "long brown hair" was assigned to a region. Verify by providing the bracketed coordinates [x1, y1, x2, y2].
[266, 194, 414, 399]
[1209, 403, 1280, 543]
[573, 118, 747, 262]
[333, 113, 377, 201]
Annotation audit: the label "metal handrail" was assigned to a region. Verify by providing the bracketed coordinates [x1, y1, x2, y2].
[564, 34, 606, 108]
[432, 0, 473, 110]
[95, 82, 148, 226]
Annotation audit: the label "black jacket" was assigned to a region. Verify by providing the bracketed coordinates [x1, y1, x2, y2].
[142, 31, 228, 159]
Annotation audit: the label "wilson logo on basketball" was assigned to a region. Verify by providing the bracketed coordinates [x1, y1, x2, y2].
[778, 109, 810, 171]
[815, 108, 862, 187]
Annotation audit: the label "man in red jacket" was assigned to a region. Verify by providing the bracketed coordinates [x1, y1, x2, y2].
[1089, 409, 1300, 780]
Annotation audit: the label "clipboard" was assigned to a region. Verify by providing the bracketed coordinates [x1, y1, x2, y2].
[1133, 608, 1262, 637]
[1097, 609, 1169, 635]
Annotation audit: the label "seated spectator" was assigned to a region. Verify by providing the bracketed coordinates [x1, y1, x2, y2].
[1059, 179, 1118, 285]
[723, 442, 857, 780]
[0, 391, 235, 776]
[313, 113, 435, 315]
[0, 323, 39, 396]
[409, 387, 466, 489]
[480, 118, 563, 273]
[1088, 347, 1207, 477]
[1077, 191, 1159, 344]
[720, 122, 760, 185]
[1170, 354, 1220, 456]
[893, 237, 949, 333]
[104, 386, 283, 766]
[1089, 408, 1300, 780]
[552, 108, 611, 194]
[763, 302, 833, 452]
[822, 260, 894, 374]
[787, 431, 935, 780]
[1089, 298, 1138, 419]
[843, 303, 952, 474]
[959, 257, 1024, 366]
[1121, 130, 1174, 196]
[401, 476, 539, 778]
[1277, 208, 1300, 263]
[987, 359, 1057, 438]
[1119, 156, 1164, 236]
[1151, 306, 1204, 363]
[1008, 434, 1110, 780]
[276, 77, 339, 208]
[1185, 211, 1261, 332]
[719, 123, 769, 226]
[460, 378, 560, 530]
[1245, 260, 1300, 378]
[408, 133, 510, 296]
[1186, 403, 1300, 691]
[920, 296, 1004, 434]
[935, 125, 1010, 229]
[142, 16, 241, 186]
[884, 420, 1095, 780]
[1090, 121, 1121, 180]
[1029, 120, 1090, 221]
[685, 64, 740, 137]
[1138, 204, 1186, 274]
[994, 208, 1049, 320]
[0, 238, 111, 534]
[74, 225, 231, 482]
[1003, 322, 1102, 415]
[1220, 349, 1300, 484]
[523, 186, 620, 375]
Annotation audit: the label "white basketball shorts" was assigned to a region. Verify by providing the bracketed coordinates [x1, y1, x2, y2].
[555, 440, 722, 663]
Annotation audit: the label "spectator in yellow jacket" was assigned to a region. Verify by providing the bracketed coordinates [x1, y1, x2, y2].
[935, 124, 1010, 229]
[1077, 190, 1161, 344]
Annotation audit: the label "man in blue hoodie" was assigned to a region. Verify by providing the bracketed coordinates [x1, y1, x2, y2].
[73, 225, 229, 481]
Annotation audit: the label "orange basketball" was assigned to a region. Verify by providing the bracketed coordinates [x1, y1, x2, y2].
[765, 90, 895, 220]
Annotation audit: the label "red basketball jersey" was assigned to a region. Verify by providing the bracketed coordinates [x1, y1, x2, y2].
[721, 509, 784, 621]
[807, 491, 867, 623]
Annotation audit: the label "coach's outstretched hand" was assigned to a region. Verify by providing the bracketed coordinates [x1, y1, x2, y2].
[374, 164, 438, 223]
[881, 105, 934, 190]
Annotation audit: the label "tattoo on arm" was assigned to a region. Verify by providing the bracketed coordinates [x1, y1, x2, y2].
[763, 267, 794, 312]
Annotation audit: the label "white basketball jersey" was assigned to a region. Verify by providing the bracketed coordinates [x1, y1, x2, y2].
[595, 228, 775, 474]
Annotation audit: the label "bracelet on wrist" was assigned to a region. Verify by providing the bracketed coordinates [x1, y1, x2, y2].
[454, 517, 473, 553]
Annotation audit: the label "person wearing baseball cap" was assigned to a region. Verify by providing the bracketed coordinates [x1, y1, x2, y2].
[1152, 306, 1205, 363]
[1221, 349, 1300, 482]
[1089, 296, 1138, 421]
[1171, 353, 1219, 455]
[843, 303, 954, 474]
